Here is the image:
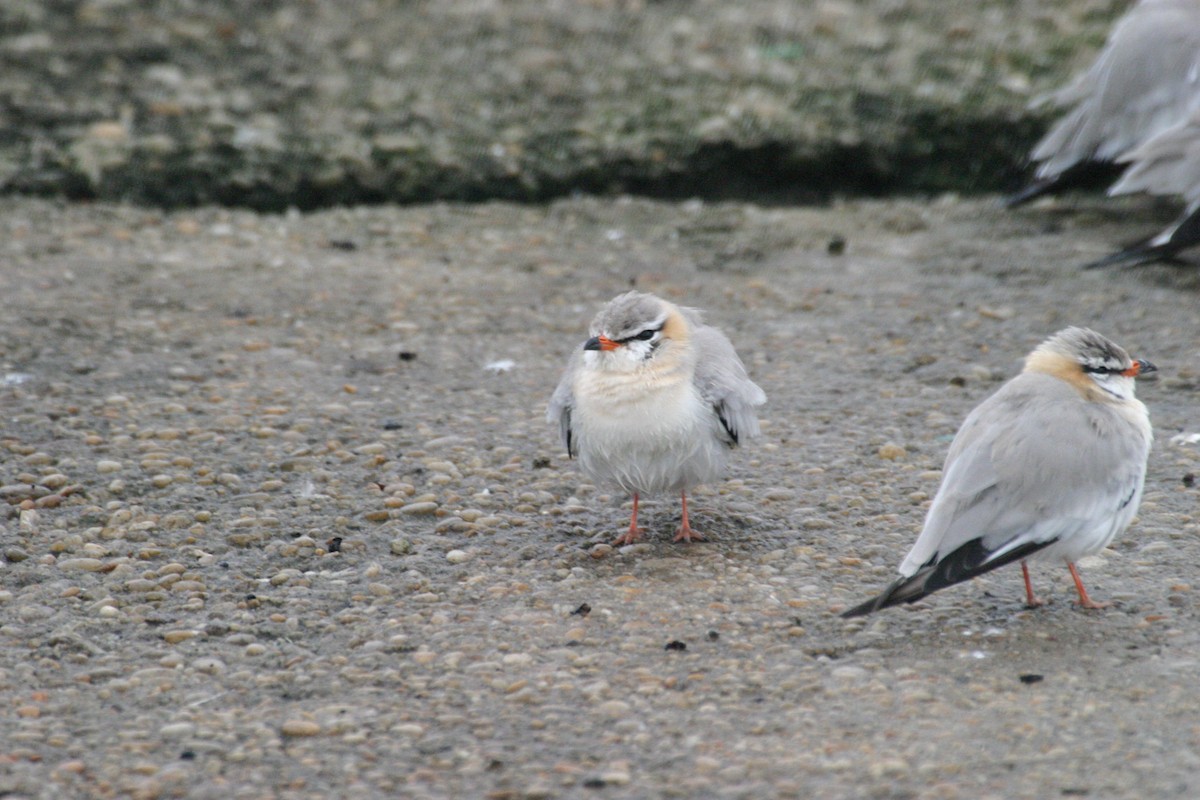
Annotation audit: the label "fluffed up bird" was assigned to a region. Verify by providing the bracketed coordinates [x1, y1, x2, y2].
[1005, 0, 1200, 210]
[547, 291, 766, 545]
[843, 328, 1155, 618]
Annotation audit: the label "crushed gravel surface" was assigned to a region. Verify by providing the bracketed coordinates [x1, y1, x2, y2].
[1, 195, 1199, 798]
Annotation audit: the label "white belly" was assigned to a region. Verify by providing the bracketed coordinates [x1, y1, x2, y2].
[572, 369, 726, 495]
[1034, 479, 1146, 565]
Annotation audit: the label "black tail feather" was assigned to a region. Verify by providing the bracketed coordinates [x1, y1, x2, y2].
[1081, 241, 1172, 270]
[1083, 206, 1200, 270]
[1002, 176, 1060, 209]
[841, 537, 1054, 618]
[1002, 162, 1125, 209]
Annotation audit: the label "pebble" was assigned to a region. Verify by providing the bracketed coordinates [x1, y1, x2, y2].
[40, 474, 68, 489]
[868, 757, 910, 778]
[280, 719, 321, 737]
[96, 460, 123, 473]
[446, 549, 471, 564]
[412, 650, 438, 665]
[601, 770, 632, 786]
[192, 657, 226, 674]
[830, 665, 870, 682]
[57, 558, 105, 572]
[270, 569, 302, 586]
[877, 444, 906, 460]
[159, 722, 195, 738]
[595, 700, 631, 718]
[0, 483, 41, 502]
[400, 501, 439, 515]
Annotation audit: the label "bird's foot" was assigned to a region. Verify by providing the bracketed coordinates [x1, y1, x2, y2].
[1066, 563, 1110, 610]
[613, 526, 644, 546]
[672, 524, 705, 543]
[1023, 595, 1048, 610]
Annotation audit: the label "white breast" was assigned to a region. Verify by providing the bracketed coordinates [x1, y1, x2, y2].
[571, 366, 726, 495]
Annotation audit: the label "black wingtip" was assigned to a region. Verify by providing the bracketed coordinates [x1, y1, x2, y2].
[1081, 243, 1163, 270]
[840, 537, 1054, 618]
[1002, 178, 1058, 209]
[840, 574, 928, 618]
[841, 595, 889, 619]
[1085, 206, 1200, 270]
[1003, 162, 1126, 210]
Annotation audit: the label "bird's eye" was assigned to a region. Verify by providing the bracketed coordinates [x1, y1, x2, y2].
[633, 329, 656, 341]
[1082, 364, 1116, 375]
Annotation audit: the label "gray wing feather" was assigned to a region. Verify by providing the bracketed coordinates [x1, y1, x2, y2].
[1032, 0, 1200, 178]
[1110, 109, 1200, 206]
[546, 350, 581, 457]
[691, 323, 766, 446]
[898, 373, 1149, 576]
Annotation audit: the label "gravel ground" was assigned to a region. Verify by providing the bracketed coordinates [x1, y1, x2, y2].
[1, 195, 1199, 798]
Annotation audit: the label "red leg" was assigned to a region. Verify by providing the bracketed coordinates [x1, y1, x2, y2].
[613, 493, 643, 545]
[672, 491, 705, 543]
[1021, 560, 1046, 608]
[1068, 562, 1111, 610]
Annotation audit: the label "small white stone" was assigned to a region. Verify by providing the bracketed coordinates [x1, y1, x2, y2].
[595, 700, 631, 718]
[159, 722, 195, 738]
[446, 549, 470, 564]
[192, 657, 226, 674]
[484, 359, 515, 373]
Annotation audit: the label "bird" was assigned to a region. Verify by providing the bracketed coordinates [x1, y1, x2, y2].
[842, 327, 1155, 618]
[547, 291, 766, 545]
[1085, 107, 1200, 268]
[1005, 0, 1200, 209]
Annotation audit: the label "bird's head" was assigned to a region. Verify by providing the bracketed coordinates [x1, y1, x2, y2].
[582, 291, 690, 372]
[1025, 326, 1156, 401]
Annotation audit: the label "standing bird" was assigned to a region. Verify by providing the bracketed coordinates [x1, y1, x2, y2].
[843, 328, 1155, 618]
[1005, 0, 1200, 209]
[547, 291, 766, 545]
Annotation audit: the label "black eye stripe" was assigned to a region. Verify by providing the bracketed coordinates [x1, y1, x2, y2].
[617, 325, 663, 344]
[1082, 364, 1121, 375]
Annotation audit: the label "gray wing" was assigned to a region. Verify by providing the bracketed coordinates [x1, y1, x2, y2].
[1086, 105, 1200, 265]
[546, 350, 581, 458]
[898, 373, 1149, 576]
[691, 323, 766, 447]
[1110, 108, 1200, 206]
[1031, 0, 1200, 179]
